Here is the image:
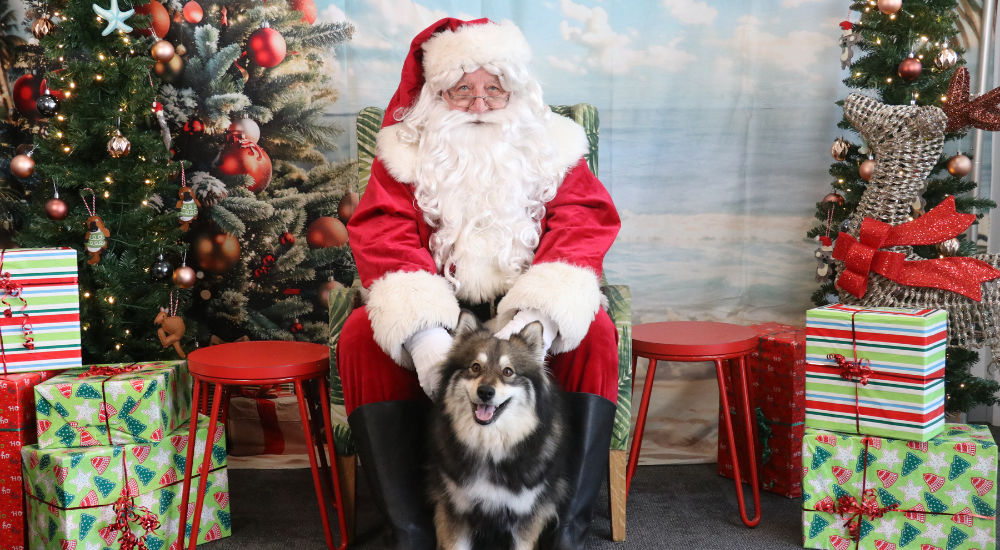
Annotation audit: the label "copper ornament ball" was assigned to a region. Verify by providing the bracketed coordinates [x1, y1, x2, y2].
[193, 232, 241, 274]
[947, 154, 972, 177]
[44, 197, 69, 220]
[317, 279, 345, 310]
[859, 159, 875, 182]
[338, 192, 360, 223]
[935, 238, 961, 257]
[107, 130, 131, 158]
[153, 54, 183, 83]
[306, 217, 349, 248]
[10, 153, 35, 178]
[172, 265, 197, 288]
[31, 17, 54, 39]
[934, 47, 958, 70]
[182, 1, 203, 23]
[822, 192, 845, 207]
[151, 39, 175, 63]
[877, 0, 902, 14]
[898, 57, 922, 81]
[830, 137, 850, 161]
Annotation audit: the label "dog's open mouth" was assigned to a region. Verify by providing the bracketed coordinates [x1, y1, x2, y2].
[472, 399, 510, 425]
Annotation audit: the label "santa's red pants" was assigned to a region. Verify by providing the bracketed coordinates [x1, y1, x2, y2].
[337, 306, 619, 416]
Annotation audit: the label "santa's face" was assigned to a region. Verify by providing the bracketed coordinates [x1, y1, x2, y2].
[443, 68, 510, 114]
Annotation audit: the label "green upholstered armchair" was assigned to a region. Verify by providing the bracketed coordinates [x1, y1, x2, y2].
[328, 104, 633, 542]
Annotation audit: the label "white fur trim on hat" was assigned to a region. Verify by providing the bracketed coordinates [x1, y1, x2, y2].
[421, 20, 531, 85]
[366, 270, 460, 367]
[494, 261, 605, 354]
[376, 111, 589, 185]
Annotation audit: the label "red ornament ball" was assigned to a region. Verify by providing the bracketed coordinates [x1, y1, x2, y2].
[193, 231, 241, 274]
[183, 117, 205, 137]
[133, 0, 170, 38]
[182, 1, 203, 23]
[338, 192, 360, 223]
[280, 232, 295, 246]
[248, 23, 287, 68]
[217, 133, 273, 192]
[947, 154, 972, 177]
[289, 0, 317, 24]
[306, 217, 349, 248]
[45, 197, 69, 220]
[898, 57, 922, 81]
[12, 74, 41, 121]
[39, 78, 66, 101]
[291, 320, 304, 333]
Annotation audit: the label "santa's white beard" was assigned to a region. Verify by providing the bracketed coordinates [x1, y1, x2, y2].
[409, 97, 560, 304]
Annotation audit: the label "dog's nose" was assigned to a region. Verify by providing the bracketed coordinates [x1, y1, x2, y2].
[477, 385, 495, 402]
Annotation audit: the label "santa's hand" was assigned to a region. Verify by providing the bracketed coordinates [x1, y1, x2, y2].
[403, 327, 453, 397]
[495, 309, 557, 352]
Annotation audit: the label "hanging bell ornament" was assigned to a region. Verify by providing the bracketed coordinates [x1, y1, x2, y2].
[35, 93, 60, 118]
[898, 54, 922, 81]
[107, 129, 131, 158]
[290, 319, 304, 333]
[31, 16, 54, 39]
[947, 153, 972, 177]
[935, 238, 961, 257]
[831, 137, 850, 161]
[10, 148, 35, 178]
[151, 254, 172, 279]
[935, 43, 958, 70]
[859, 158, 875, 182]
[822, 192, 845, 208]
[151, 39, 176, 63]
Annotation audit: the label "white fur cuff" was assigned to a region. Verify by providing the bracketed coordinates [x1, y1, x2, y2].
[366, 270, 461, 367]
[495, 262, 603, 354]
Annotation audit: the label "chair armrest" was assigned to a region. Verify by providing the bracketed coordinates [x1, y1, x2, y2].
[601, 283, 632, 452]
[328, 282, 364, 455]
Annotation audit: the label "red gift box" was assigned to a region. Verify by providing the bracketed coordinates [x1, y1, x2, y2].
[0, 371, 60, 550]
[226, 385, 308, 456]
[717, 322, 805, 498]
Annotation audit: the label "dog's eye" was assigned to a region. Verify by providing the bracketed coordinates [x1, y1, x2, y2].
[470, 362, 481, 373]
[502, 367, 514, 377]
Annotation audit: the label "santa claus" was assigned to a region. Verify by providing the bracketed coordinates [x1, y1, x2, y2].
[339, 18, 621, 550]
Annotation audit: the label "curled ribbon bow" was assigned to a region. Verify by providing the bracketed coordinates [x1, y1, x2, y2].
[77, 363, 144, 378]
[814, 489, 897, 540]
[832, 196, 1000, 301]
[828, 353, 872, 385]
[112, 494, 160, 550]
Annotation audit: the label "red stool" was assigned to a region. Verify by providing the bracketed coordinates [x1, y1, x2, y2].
[177, 341, 348, 550]
[626, 321, 761, 527]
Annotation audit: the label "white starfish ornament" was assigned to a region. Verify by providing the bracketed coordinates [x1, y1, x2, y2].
[92, 0, 134, 36]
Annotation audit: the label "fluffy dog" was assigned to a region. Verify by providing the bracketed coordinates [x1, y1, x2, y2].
[429, 310, 568, 550]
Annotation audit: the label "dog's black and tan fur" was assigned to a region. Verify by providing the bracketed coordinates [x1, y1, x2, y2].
[429, 310, 569, 550]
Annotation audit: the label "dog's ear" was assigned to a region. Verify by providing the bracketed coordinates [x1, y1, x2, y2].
[453, 309, 482, 338]
[515, 321, 545, 360]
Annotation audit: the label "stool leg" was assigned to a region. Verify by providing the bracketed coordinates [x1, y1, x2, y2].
[317, 375, 349, 550]
[625, 358, 657, 496]
[176, 378, 203, 550]
[731, 355, 761, 527]
[630, 353, 638, 399]
[716, 358, 761, 528]
[295, 379, 340, 550]
[188, 383, 225, 550]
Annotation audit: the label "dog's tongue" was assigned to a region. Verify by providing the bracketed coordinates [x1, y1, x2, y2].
[476, 404, 496, 422]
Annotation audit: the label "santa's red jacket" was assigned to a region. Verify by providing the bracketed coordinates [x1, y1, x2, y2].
[346, 114, 621, 367]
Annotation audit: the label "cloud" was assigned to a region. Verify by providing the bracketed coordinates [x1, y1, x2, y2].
[365, 0, 450, 36]
[317, 4, 393, 50]
[782, 0, 823, 6]
[662, 0, 717, 25]
[557, 0, 697, 75]
[547, 55, 588, 75]
[718, 15, 832, 77]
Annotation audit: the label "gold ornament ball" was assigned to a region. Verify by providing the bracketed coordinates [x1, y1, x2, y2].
[306, 217, 349, 248]
[193, 232, 241, 274]
[107, 129, 131, 158]
[822, 192, 845, 208]
[10, 153, 35, 178]
[172, 265, 196, 288]
[898, 57, 922, 81]
[947, 154, 972, 177]
[935, 47, 958, 70]
[31, 17, 54, 39]
[877, 0, 902, 14]
[936, 238, 961, 257]
[318, 279, 345, 310]
[859, 159, 875, 182]
[831, 137, 850, 161]
[151, 39, 175, 63]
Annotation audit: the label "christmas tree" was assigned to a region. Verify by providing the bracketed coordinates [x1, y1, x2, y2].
[9, 0, 192, 362]
[811, 0, 999, 412]
[157, 0, 357, 344]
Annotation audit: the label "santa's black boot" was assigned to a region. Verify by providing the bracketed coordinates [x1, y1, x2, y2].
[546, 392, 616, 550]
[348, 400, 436, 550]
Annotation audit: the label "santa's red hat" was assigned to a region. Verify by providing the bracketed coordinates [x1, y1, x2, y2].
[382, 18, 533, 128]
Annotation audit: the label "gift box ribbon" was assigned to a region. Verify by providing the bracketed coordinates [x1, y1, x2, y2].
[832, 196, 1000, 301]
[76, 363, 149, 446]
[0, 250, 36, 374]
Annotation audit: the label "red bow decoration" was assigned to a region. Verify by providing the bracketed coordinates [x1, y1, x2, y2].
[832, 196, 1000, 301]
[78, 363, 144, 379]
[943, 67, 1000, 133]
[0, 269, 33, 350]
[112, 494, 160, 550]
[829, 353, 872, 385]
[814, 490, 896, 540]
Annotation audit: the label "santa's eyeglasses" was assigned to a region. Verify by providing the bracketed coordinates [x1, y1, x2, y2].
[446, 90, 511, 109]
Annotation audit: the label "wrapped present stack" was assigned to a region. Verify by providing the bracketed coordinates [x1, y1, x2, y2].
[22, 361, 233, 549]
[801, 305, 997, 550]
[718, 322, 806, 498]
[227, 384, 308, 456]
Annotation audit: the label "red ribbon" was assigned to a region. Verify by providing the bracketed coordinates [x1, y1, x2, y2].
[77, 363, 144, 379]
[832, 196, 1000, 301]
[112, 494, 161, 550]
[828, 353, 872, 385]
[0, 250, 35, 374]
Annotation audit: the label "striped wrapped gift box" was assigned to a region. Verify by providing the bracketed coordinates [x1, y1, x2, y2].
[0, 248, 81, 374]
[805, 304, 947, 442]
